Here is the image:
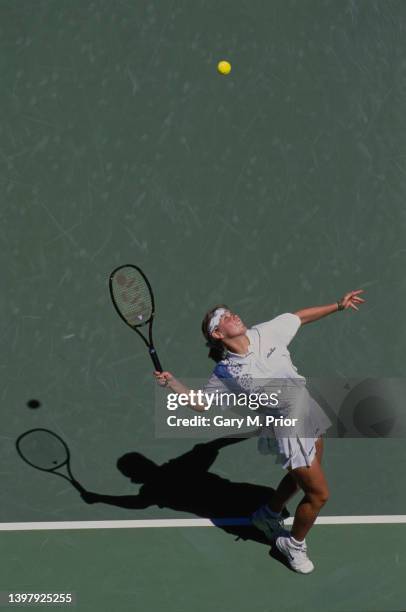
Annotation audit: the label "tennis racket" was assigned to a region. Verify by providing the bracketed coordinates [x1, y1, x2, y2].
[16, 428, 85, 493]
[109, 264, 163, 372]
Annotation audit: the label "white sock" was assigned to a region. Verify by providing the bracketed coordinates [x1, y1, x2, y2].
[290, 536, 305, 547]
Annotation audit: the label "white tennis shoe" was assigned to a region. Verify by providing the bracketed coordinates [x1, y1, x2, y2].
[251, 505, 290, 540]
[275, 536, 315, 574]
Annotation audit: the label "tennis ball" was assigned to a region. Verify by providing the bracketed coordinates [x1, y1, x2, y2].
[217, 60, 231, 75]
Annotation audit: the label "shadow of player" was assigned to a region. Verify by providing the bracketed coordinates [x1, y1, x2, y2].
[80, 435, 289, 545]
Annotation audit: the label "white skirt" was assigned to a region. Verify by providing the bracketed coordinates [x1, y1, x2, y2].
[257, 384, 332, 469]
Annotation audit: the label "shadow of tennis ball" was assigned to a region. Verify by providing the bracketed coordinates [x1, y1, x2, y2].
[337, 379, 397, 438]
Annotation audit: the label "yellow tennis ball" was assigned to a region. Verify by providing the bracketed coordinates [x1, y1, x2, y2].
[217, 60, 231, 75]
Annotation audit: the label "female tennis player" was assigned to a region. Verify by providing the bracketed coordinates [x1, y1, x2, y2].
[154, 290, 365, 574]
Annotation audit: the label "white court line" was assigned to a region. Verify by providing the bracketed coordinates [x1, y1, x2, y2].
[0, 516, 406, 531]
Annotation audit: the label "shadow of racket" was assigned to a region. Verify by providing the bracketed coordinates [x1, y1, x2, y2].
[16, 428, 85, 493]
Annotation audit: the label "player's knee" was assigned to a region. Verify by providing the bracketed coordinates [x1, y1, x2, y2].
[316, 487, 329, 507]
[309, 487, 329, 508]
[320, 489, 329, 506]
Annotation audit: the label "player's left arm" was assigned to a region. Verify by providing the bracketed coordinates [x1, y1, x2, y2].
[293, 290, 366, 325]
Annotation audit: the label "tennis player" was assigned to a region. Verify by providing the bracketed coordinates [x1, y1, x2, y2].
[154, 290, 365, 574]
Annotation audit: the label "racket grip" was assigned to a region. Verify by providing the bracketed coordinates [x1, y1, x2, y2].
[71, 480, 86, 494]
[149, 348, 163, 372]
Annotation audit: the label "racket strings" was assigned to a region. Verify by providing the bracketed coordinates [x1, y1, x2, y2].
[111, 267, 153, 325]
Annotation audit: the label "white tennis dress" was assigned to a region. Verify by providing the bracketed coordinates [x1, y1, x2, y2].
[203, 313, 332, 469]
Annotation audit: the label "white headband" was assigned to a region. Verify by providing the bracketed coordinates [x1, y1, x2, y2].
[208, 308, 228, 335]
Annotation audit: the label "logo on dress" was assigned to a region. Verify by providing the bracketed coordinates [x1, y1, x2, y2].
[266, 347, 276, 358]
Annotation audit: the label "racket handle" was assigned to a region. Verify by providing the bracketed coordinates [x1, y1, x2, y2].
[71, 479, 86, 494]
[149, 348, 163, 372]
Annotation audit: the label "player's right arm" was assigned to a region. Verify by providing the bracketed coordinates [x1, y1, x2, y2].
[153, 371, 208, 412]
[80, 491, 149, 509]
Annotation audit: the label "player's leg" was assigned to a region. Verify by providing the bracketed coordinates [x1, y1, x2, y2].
[275, 451, 329, 574]
[270, 436, 324, 513]
[252, 437, 325, 543]
[288, 456, 329, 541]
[251, 478, 293, 539]
[315, 436, 324, 464]
[268, 472, 299, 514]
[251, 463, 299, 539]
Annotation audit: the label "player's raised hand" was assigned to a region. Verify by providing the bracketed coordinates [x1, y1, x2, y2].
[153, 370, 174, 387]
[339, 289, 366, 311]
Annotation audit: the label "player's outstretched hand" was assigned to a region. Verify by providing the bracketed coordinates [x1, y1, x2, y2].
[153, 371, 174, 387]
[339, 289, 366, 311]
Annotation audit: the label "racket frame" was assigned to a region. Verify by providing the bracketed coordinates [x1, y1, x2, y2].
[109, 264, 163, 371]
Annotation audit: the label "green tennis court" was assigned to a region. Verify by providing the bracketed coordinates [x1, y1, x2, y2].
[1, 1, 406, 610]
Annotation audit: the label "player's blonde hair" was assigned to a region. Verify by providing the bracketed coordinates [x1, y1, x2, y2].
[201, 304, 229, 363]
